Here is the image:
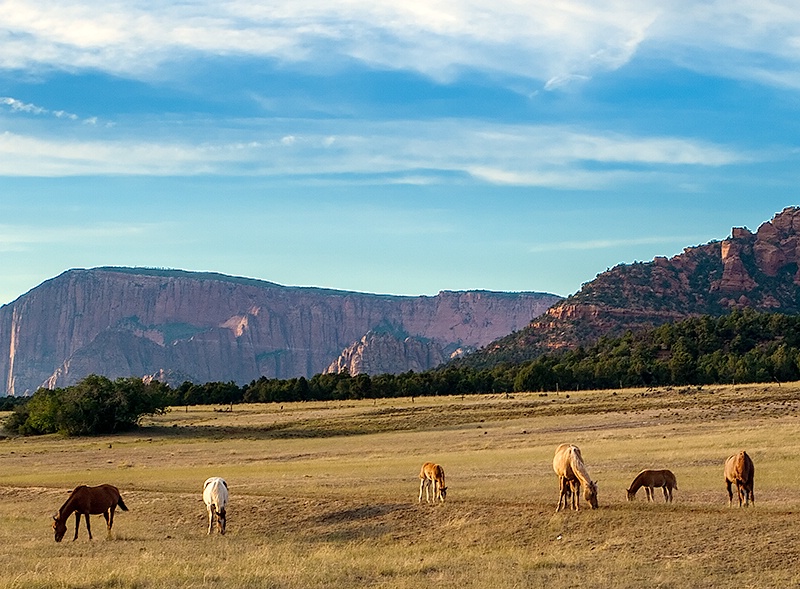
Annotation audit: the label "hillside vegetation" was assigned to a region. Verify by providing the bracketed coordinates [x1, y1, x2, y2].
[1, 384, 800, 588]
[8, 309, 800, 438]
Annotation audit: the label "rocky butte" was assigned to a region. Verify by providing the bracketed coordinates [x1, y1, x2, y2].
[464, 206, 800, 368]
[0, 267, 561, 395]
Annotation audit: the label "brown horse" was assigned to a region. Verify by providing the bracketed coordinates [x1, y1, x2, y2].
[626, 469, 678, 502]
[725, 450, 755, 507]
[553, 443, 598, 511]
[52, 484, 128, 542]
[418, 462, 447, 503]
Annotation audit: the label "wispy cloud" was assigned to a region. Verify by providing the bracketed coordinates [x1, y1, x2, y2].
[2, 2, 800, 90]
[0, 120, 750, 184]
[1, 96, 101, 124]
[527, 235, 705, 253]
[0, 221, 158, 252]
[0, 1, 655, 85]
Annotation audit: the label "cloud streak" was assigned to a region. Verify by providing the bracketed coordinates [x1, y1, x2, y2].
[0, 120, 749, 185]
[527, 235, 705, 253]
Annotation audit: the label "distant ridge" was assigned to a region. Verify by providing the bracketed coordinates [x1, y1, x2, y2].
[462, 206, 800, 368]
[0, 267, 560, 395]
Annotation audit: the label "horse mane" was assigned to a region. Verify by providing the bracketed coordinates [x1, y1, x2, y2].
[567, 446, 594, 487]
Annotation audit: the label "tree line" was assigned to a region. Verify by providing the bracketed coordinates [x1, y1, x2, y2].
[5, 309, 800, 436]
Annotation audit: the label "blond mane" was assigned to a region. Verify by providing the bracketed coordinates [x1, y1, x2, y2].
[553, 444, 598, 511]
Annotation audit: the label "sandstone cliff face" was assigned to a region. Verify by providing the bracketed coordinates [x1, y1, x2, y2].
[466, 206, 800, 367]
[324, 330, 447, 376]
[0, 268, 561, 394]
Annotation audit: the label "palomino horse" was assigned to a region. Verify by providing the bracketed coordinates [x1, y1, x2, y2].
[203, 477, 229, 534]
[553, 443, 598, 511]
[626, 469, 678, 502]
[725, 451, 755, 507]
[418, 462, 447, 503]
[52, 484, 128, 542]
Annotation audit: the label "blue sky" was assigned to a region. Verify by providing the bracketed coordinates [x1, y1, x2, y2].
[2, 1, 800, 305]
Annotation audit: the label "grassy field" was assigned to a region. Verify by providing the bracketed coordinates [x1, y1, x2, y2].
[1, 383, 800, 588]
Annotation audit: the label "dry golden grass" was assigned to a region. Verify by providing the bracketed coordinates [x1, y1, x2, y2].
[1, 383, 800, 588]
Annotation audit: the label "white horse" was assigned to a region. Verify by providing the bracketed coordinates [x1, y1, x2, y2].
[203, 477, 228, 535]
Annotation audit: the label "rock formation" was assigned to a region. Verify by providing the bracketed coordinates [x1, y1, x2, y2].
[464, 206, 800, 368]
[325, 329, 448, 376]
[0, 267, 560, 395]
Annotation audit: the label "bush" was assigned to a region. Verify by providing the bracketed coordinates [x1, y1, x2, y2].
[4, 375, 169, 436]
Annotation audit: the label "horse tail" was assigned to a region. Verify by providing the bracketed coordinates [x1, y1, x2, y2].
[117, 496, 129, 511]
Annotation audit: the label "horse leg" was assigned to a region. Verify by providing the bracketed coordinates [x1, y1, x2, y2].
[85, 514, 92, 540]
[207, 507, 214, 535]
[726, 480, 734, 507]
[105, 506, 115, 538]
[572, 482, 580, 511]
[73, 513, 81, 541]
[418, 478, 425, 503]
[662, 486, 669, 502]
[556, 478, 567, 512]
[645, 486, 652, 502]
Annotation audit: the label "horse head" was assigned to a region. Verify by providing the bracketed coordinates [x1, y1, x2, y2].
[439, 486, 447, 502]
[585, 481, 599, 509]
[626, 487, 635, 501]
[215, 507, 227, 535]
[52, 511, 67, 542]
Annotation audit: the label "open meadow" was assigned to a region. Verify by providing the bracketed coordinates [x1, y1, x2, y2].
[2, 383, 800, 588]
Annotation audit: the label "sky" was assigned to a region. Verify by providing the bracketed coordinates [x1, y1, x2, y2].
[2, 1, 800, 306]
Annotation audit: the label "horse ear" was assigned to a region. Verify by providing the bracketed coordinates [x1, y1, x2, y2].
[52, 511, 59, 521]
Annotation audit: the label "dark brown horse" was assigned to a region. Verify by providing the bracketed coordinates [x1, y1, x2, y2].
[52, 484, 128, 542]
[725, 451, 755, 507]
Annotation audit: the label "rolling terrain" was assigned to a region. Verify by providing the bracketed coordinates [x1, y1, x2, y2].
[1, 384, 799, 588]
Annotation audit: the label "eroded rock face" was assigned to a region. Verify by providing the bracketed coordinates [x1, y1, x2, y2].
[466, 206, 800, 367]
[0, 268, 561, 394]
[325, 330, 447, 376]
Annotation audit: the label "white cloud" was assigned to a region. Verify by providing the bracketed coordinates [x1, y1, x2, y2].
[0, 120, 750, 186]
[2, 1, 799, 93]
[1, 96, 96, 123]
[0, 1, 657, 84]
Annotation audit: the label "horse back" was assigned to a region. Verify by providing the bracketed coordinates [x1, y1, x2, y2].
[553, 444, 578, 479]
[62, 484, 122, 515]
[203, 477, 229, 510]
[419, 462, 445, 484]
[725, 451, 753, 483]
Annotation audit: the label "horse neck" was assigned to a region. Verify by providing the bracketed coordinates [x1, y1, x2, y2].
[628, 475, 644, 492]
[56, 493, 80, 523]
[569, 452, 593, 487]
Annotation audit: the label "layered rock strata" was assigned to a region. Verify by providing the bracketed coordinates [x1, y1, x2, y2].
[0, 268, 560, 394]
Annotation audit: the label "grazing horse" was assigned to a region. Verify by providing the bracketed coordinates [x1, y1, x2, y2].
[725, 451, 755, 507]
[626, 469, 678, 503]
[418, 462, 447, 503]
[203, 477, 229, 534]
[553, 443, 598, 512]
[52, 484, 128, 542]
